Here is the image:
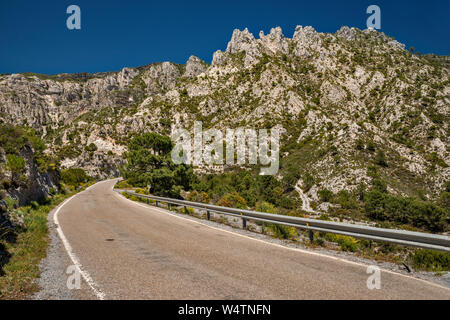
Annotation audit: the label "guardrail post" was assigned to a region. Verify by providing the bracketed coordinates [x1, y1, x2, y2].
[156, 201, 159, 207]
[184, 206, 188, 214]
[146, 198, 149, 204]
[242, 218, 247, 229]
[206, 210, 210, 220]
[309, 230, 314, 242]
[168, 203, 171, 210]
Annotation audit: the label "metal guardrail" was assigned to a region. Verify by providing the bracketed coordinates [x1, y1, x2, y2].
[119, 190, 450, 252]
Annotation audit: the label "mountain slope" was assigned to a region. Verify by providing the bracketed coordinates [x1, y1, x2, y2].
[0, 25, 448, 203]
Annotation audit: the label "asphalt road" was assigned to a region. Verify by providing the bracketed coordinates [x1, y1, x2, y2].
[47, 180, 450, 300]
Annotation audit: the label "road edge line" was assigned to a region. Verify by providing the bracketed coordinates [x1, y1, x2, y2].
[53, 182, 108, 300]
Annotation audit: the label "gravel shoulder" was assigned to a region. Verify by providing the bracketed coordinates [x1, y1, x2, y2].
[32, 196, 96, 300]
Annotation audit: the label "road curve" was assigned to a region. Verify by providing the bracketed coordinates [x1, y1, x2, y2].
[52, 180, 450, 300]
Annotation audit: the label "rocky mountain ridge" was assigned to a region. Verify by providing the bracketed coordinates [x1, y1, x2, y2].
[0, 25, 448, 203]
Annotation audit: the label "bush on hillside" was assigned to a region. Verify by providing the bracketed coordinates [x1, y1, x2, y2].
[61, 168, 89, 187]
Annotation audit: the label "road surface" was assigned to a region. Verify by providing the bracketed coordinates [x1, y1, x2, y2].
[42, 180, 450, 300]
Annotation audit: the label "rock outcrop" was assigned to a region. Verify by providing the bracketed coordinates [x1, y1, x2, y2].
[0, 144, 60, 227]
[184, 56, 208, 78]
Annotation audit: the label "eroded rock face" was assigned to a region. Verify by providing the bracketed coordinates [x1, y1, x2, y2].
[0, 145, 60, 210]
[336, 26, 356, 41]
[226, 28, 256, 54]
[184, 56, 208, 78]
[12, 145, 60, 206]
[0, 144, 60, 228]
[259, 27, 289, 55]
[0, 25, 448, 199]
[0, 62, 185, 129]
[212, 50, 227, 66]
[292, 25, 322, 58]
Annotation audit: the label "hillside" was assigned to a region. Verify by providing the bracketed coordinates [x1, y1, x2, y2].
[0, 25, 448, 206]
[0, 124, 60, 227]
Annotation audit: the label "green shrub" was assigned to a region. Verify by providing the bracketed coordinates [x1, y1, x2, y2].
[217, 192, 248, 209]
[364, 189, 448, 232]
[255, 201, 277, 214]
[371, 178, 387, 193]
[303, 174, 315, 192]
[440, 191, 450, 208]
[187, 191, 210, 204]
[326, 233, 359, 252]
[121, 132, 197, 198]
[366, 141, 376, 152]
[124, 193, 140, 202]
[84, 143, 98, 152]
[61, 168, 89, 187]
[115, 180, 132, 189]
[194, 171, 284, 208]
[374, 150, 388, 167]
[135, 188, 149, 195]
[409, 249, 450, 272]
[269, 224, 297, 239]
[255, 201, 297, 239]
[4, 196, 16, 209]
[30, 201, 39, 210]
[355, 139, 365, 150]
[0, 125, 32, 155]
[319, 188, 333, 202]
[180, 207, 194, 215]
[314, 237, 325, 246]
[335, 190, 357, 209]
[6, 154, 26, 173]
[278, 196, 294, 209]
[318, 214, 331, 221]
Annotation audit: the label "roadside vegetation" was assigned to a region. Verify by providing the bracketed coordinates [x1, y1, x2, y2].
[120, 132, 197, 198]
[120, 174, 450, 272]
[0, 123, 94, 299]
[0, 124, 56, 174]
[118, 134, 449, 273]
[0, 178, 93, 299]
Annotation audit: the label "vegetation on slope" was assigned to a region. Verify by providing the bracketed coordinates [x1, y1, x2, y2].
[120, 132, 197, 198]
[0, 124, 93, 299]
[0, 182, 93, 299]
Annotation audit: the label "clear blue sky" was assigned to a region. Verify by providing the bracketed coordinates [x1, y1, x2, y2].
[1, 0, 449, 75]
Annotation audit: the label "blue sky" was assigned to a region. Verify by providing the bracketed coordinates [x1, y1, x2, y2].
[1, 0, 449, 74]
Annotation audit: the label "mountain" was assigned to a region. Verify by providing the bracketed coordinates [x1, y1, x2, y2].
[0, 25, 448, 203]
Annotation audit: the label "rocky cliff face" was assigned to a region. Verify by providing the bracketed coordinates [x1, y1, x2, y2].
[0, 144, 60, 227]
[0, 25, 448, 201]
[11, 145, 59, 206]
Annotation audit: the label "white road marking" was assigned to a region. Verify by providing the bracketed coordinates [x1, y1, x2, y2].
[114, 186, 450, 293]
[53, 181, 110, 300]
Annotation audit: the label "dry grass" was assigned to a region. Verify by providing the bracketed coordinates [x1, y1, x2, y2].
[0, 184, 90, 300]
